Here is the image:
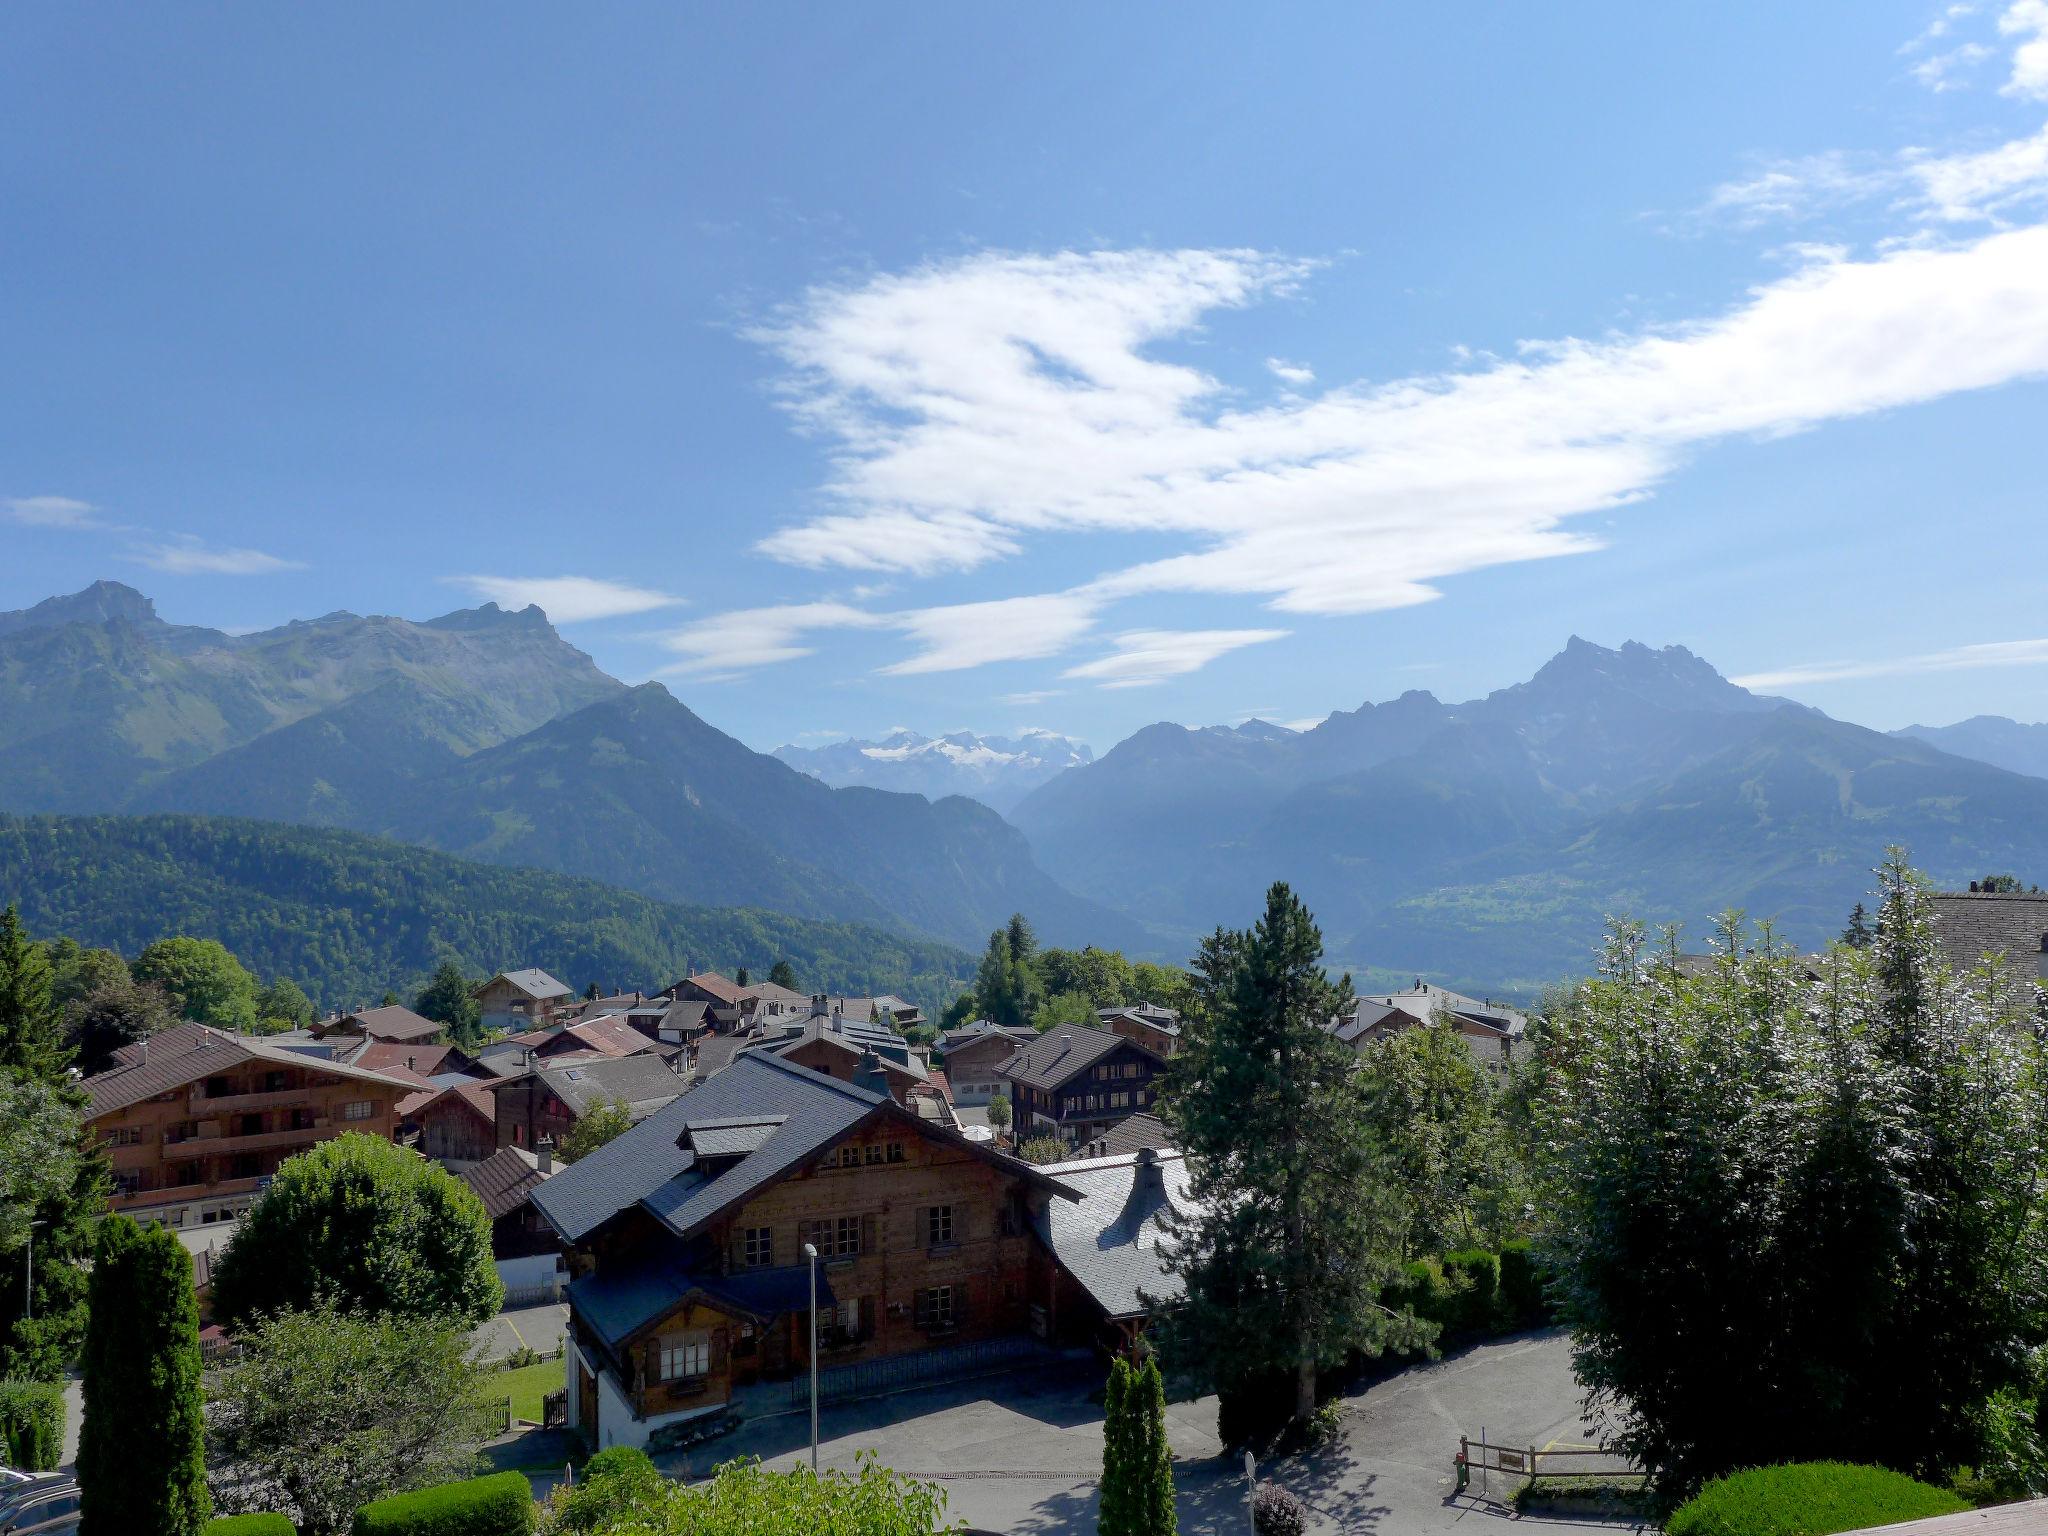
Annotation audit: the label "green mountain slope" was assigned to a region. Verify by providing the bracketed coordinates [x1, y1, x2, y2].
[0, 813, 974, 1013]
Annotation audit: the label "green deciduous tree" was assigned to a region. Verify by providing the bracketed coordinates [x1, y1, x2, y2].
[1031, 990, 1096, 1034]
[211, 1134, 502, 1329]
[558, 1098, 633, 1163]
[78, 1215, 209, 1536]
[1039, 946, 1135, 1010]
[985, 1092, 1012, 1136]
[65, 972, 177, 1075]
[1535, 853, 2048, 1494]
[1357, 1016, 1521, 1258]
[0, 905, 69, 1081]
[973, 917, 1042, 1031]
[542, 1451, 955, 1535]
[253, 975, 314, 1033]
[206, 1303, 495, 1536]
[412, 959, 483, 1048]
[44, 940, 129, 1011]
[1017, 1136, 1068, 1166]
[133, 935, 259, 1032]
[1159, 883, 1423, 1438]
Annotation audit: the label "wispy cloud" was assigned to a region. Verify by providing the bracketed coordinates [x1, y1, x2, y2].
[129, 539, 305, 576]
[5, 495, 101, 529]
[1280, 714, 1329, 732]
[2003, 0, 2048, 98]
[881, 594, 1099, 676]
[656, 602, 891, 678]
[1266, 357, 1316, 386]
[445, 574, 683, 624]
[999, 689, 1067, 706]
[1901, 1, 1978, 53]
[1062, 628, 1288, 689]
[1911, 40, 1993, 90]
[1733, 638, 2048, 689]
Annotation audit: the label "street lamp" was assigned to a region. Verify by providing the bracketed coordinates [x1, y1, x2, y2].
[1243, 1449, 1257, 1536]
[802, 1241, 820, 1471]
[24, 1219, 44, 1322]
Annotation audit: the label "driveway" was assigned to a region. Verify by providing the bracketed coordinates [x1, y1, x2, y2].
[659, 1330, 1640, 1535]
[471, 1301, 568, 1363]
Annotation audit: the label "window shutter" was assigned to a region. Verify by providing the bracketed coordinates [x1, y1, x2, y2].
[913, 1288, 930, 1328]
[861, 1212, 877, 1254]
[643, 1338, 661, 1384]
[710, 1326, 728, 1372]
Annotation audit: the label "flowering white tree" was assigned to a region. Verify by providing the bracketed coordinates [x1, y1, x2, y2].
[1535, 851, 2048, 1494]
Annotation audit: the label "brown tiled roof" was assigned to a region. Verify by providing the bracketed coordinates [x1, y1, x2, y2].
[349, 1040, 473, 1079]
[405, 1078, 497, 1124]
[562, 1015, 660, 1057]
[679, 971, 745, 1005]
[87, 1022, 417, 1119]
[1930, 891, 2048, 972]
[334, 1005, 441, 1043]
[996, 1023, 1159, 1093]
[460, 1144, 552, 1221]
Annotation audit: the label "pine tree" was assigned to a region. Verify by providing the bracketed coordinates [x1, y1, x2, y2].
[1099, 1356, 1135, 1536]
[0, 905, 69, 1081]
[413, 960, 483, 1049]
[768, 959, 798, 990]
[78, 1216, 210, 1536]
[1159, 883, 1419, 1438]
[1840, 901, 1875, 950]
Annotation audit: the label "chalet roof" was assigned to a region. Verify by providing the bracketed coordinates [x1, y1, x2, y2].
[738, 981, 809, 1006]
[498, 1054, 686, 1121]
[322, 1004, 441, 1043]
[997, 1023, 1157, 1093]
[1930, 891, 2048, 972]
[1097, 1003, 1181, 1037]
[1033, 1148, 1193, 1320]
[1097, 1112, 1173, 1157]
[1355, 983, 1526, 1038]
[406, 1078, 498, 1125]
[940, 1020, 1036, 1054]
[87, 1022, 417, 1119]
[751, 1017, 930, 1083]
[680, 971, 745, 1006]
[346, 1039, 473, 1079]
[461, 1144, 553, 1221]
[482, 968, 571, 1002]
[531, 1051, 1075, 1247]
[662, 999, 711, 1034]
[569, 1237, 832, 1348]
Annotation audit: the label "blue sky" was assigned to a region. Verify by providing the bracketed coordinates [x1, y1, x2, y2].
[6, 2, 2048, 752]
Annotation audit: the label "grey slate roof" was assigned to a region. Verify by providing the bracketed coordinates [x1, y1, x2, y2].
[570, 1240, 834, 1347]
[531, 1049, 1077, 1247]
[997, 1023, 1156, 1093]
[460, 1145, 551, 1222]
[1097, 1112, 1173, 1157]
[1033, 1148, 1194, 1320]
[520, 1054, 686, 1119]
[1930, 892, 2048, 973]
[488, 968, 571, 1002]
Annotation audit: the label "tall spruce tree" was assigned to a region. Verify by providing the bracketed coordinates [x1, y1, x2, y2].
[78, 1215, 210, 1536]
[413, 959, 483, 1048]
[0, 906, 69, 1081]
[1099, 1356, 1136, 1536]
[1159, 883, 1420, 1438]
[1840, 901, 1876, 950]
[1134, 1355, 1176, 1536]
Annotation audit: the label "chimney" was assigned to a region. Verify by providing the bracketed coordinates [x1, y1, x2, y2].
[406, 1054, 416, 1072]
[1059, 1031, 1074, 1055]
[523, 1048, 537, 1069]
[853, 1049, 891, 1099]
[537, 1136, 554, 1175]
[1970, 880, 1982, 892]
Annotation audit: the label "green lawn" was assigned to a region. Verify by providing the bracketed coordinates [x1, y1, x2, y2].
[483, 1359, 563, 1425]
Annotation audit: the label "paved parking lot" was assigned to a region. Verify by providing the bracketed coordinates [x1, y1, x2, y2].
[471, 1301, 568, 1363]
[661, 1329, 1639, 1535]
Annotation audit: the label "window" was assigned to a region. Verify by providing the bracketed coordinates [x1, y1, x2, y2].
[341, 1100, 374, 1121]
[264, 1070, 288, 1092]
[886, 1142, 905, 1163]
[741, 1227, 774, 1268]
[834, 1145, 862, 1169]
[660, 1333, 709, 1382]
[1110, 1091, 1130, 1109]
[107, 1126, 145, 1147]
[914, 1285, 956, 1331]
[926, 1205, 955, 1248]
[825, 1296, 863, 1345]
[864, 1143, 884, 1165]
[803, 1216, 861, 1260]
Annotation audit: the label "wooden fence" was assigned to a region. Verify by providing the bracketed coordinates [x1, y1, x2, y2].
[1455, 1434, 1643, 1497]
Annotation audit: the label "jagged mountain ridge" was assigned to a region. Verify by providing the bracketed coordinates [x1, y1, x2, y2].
[0, 583, 1136, 954]
[774, 727, 1093, 813]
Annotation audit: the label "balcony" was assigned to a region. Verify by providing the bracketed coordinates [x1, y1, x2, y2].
[187, 1085, 312, 1115]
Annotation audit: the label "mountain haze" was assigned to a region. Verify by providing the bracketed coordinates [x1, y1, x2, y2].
[774, 728, 1092, 813]
[1893, 716, 2048, 782]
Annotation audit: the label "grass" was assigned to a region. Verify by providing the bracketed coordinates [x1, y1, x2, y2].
[1665, 1462, 1972, 1536]
[484, 1358, 564, 1425]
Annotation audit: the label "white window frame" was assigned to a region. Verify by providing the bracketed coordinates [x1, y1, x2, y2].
[660, 1332, 709, 1381]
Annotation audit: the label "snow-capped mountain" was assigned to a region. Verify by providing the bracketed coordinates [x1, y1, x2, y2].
[774, 728, 1093, 813]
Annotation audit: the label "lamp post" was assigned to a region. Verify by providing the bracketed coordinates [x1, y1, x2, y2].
[24, 1219, 44, 1322]
[1243, 1449, 1256, 1536]
[803, 1241, 820, 1471]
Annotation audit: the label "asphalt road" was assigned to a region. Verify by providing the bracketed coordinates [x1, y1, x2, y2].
[685, 1329, 1640, 1536]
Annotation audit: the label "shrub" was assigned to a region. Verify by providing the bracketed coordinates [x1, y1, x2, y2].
[1385, 1258, 1457, 1332]
[1665, 1462, 1970, 1536]
[0, 1378, 64, 1471]
[1496, 1241, 1551, 1329]
[349, 1473, 532, 1536]
[1251, 1483, 1306, 1536]
[206, 1517, 298, 1535]
[548, 1448, 660, 1533]
[1442, 1250, 1500, 1334]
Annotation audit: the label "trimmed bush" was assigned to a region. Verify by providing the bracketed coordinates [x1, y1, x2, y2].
[350, 1472, 534, 1536]
[205, 1516, 297, 1535]
[548, 1448, 660, 1534]
[0, 1378, 64, 1471]
[1442, 1250, 1500, 1335]
[1665, 1462, 1970, 1536]
[1251, 1483, 1306, 1536]
[1496, 1240, 1551, 1329]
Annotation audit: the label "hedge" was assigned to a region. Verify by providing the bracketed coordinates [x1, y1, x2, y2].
[1496, 1240, 1552, 1329]
[349, 1472, 534, 1536]
[1442, 1250, 1500, 1335]
[0, 1379, 64, 1471]
[204, 1516, 298, 1536]
[1665, 1462, 1970, 1536]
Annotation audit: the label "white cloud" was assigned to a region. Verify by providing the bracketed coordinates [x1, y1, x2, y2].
[2002, 0, 2048, 97]
[1911, 40, 1994, 90]
[1908, 123, 2048, 220]
[743, 230, 2048, 639]
[1267, 357, 1316, 386]
[1062, 628, 1288, 689]
[656, 602, 890, 677]
[881, 593, 1100, 675]
[129, 539, 304, 576]
[1902, 2, 1978, 52]
[1281, 714, 1329, 732]
[1698, 123, 2048, 227]
[445, 574, 683, 624]
[5, 495, 100, 529]
[1000, 689, 1067, 706]
[1701, 153, 1894, 225]
[1733, 638, 2048, 689]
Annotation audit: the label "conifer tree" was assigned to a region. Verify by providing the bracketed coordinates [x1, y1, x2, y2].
[1159, 883, 1421, 1438]
[78, 1215, 210, 1536]
[1099, 1356, 1135, 1536]
[0, 905, 69, 1081]
[413, 959, 483, 1048]
[1134, 1356, 1177, 1536]
[1839, 901, 1875, 950]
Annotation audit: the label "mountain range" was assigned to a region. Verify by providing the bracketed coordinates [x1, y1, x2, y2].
[1892, 715, 2048, 782]
[0, 583, 1134, 953]
[773, 728, 1093, 813]
[1010, 638, 2048, 993]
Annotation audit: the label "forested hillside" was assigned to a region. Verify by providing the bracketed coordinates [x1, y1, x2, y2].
[0, 813, 974, 1013]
